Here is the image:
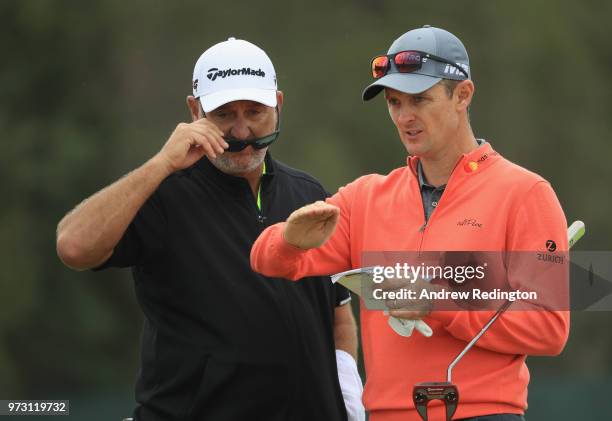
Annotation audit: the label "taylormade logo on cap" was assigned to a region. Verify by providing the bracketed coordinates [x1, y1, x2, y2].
[206, 67, 266, 82]
[192, 37, 278, 113]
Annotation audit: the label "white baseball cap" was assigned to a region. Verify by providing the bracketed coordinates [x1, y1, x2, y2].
[192, 37, 278, 113]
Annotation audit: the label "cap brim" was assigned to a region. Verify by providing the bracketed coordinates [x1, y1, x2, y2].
[200, 88, 277, 112]
[362, 73, 441, 101]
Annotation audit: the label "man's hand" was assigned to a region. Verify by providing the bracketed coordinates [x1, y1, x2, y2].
[283, 201, 340, 250]
[381, 276, 438, 320]
[155, 118, 229, 173]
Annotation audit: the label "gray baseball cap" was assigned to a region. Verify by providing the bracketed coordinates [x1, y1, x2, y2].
[362, 25, 470, 100]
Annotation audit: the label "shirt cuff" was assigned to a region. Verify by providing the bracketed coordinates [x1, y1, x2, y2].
[272, 222, 309, 259]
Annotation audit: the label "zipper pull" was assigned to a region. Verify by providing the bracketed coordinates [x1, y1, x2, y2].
[257, 214, 267, 224]
[419, 223, 427, 232]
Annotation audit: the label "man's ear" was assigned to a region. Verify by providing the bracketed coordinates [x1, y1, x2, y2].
[455, 80, 474, 111]
[276, 90, 284, 112]
[186, 95, 202, 121]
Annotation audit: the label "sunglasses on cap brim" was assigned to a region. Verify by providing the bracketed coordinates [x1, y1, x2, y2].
[371, 50, 469, 80]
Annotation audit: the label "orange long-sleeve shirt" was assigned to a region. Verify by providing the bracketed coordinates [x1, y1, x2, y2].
[251, 142, 569, 420]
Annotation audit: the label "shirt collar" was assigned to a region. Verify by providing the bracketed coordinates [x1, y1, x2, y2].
[410, 138, 490, 187]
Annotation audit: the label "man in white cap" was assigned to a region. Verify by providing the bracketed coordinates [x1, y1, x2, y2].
[251, 26, 569, 421]
[56, 38, 363, 421]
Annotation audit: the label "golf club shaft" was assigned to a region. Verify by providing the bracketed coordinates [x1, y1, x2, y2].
[446, 221, 584, 382]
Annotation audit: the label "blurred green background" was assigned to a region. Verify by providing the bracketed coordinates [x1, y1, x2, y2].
[1, 0, 611, 419]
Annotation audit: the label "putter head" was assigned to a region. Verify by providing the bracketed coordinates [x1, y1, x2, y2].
[413, 382, 459, 421]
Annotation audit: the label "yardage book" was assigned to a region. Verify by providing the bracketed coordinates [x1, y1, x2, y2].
[330, 266, 434, 337]
[330, 267, 376, 296]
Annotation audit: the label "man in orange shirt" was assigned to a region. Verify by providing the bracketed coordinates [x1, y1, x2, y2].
[250, 26, 569, 421]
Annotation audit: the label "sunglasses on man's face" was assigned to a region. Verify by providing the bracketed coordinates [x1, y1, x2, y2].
[200, 103, 281, 152]
[371, 50, 469, 80]
[223, 131, 280, 152]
